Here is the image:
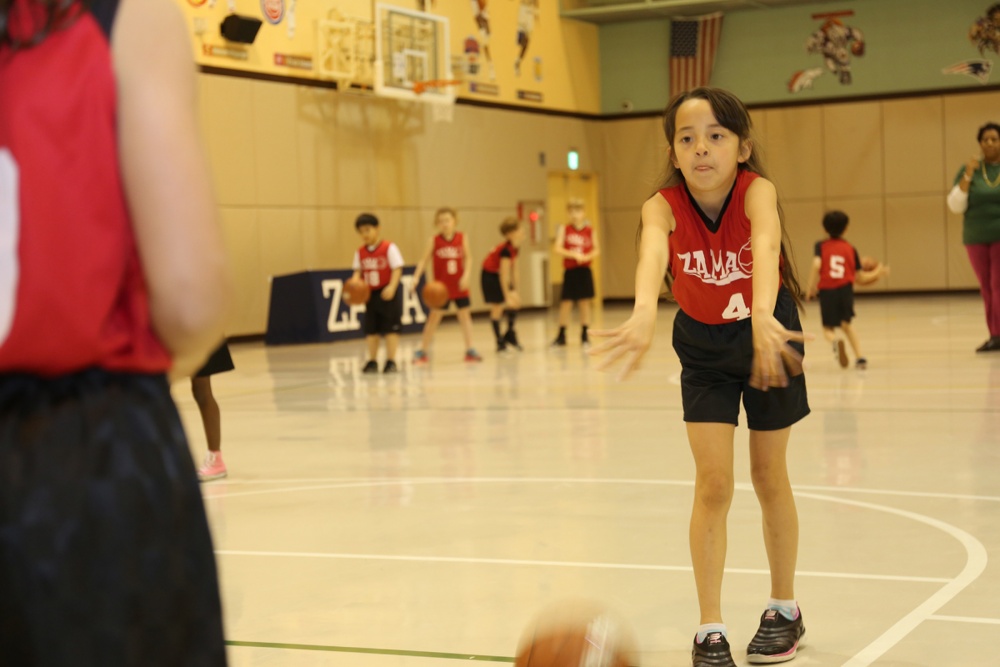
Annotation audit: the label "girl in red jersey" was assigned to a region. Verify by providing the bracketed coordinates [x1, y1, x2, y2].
[591, 88, 809, 667]
[0, 0, 230, 663]
[411, 207, 483, 364]
[551, 198, 600, 348]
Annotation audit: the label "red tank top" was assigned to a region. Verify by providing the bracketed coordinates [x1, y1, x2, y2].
[562, 224, 594, 269]
[432, 233, 468, 298]
[358, 240, 394, 289]
[815, 238, 859, 290]
[662, 169, 778, 325]
[0, 0, 171, 375]
[482, 241, 518, 274]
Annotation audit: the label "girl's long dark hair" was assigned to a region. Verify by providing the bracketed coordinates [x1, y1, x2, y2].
[1, 0, 85, 49]
[643, 87, 804, 309]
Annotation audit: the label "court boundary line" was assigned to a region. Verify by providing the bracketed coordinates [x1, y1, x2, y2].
[927, 614, 1000, 625]
[226, 640, 514, 662]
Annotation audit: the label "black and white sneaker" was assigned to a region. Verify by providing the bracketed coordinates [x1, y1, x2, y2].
[551, 335, 566, 347]
[362, 360, 379, 374]
[746, 608, 805, 664]
[503, 329, 523, 351]
[383, 360, 398, 374]
[692, 632, 736, 667]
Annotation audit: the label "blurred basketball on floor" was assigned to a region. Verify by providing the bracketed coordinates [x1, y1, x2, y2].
[860, 256, 880, 271]
[422, 280, 450, 309]
[515, 601, 636, 667]
[344, 276, 371, 305]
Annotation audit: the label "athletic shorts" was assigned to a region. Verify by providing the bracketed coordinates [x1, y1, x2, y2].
[195, 341, 235, 377]
[818, 284, 855, 328]
[481, 271, 506, 304]
[560, 266, 595, 301]
[671, 287, 810, 431]
[0, 370, 227, 666]
[363, 288, 403, 336]
[442, 296, 471, 310]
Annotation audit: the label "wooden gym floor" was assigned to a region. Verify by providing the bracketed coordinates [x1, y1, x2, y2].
[171, 293, 1000, 667]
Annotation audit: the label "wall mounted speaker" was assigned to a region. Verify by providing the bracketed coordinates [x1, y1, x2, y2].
[220, 14, 262, 44]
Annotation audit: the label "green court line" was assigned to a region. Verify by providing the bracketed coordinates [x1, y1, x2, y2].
[226, 640, 515, 662]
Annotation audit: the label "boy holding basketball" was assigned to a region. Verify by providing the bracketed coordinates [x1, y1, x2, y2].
[805, 210, 888, 369]
[352, 213, 404, 373]
[481, 218, 526, 352]
[411, 208, 483, 364]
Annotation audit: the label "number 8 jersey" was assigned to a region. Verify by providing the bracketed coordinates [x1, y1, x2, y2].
[432, 232, 469, 299]
[661, 169, 778, 325]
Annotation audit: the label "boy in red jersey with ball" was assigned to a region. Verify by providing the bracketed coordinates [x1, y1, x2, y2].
[805, 210, 888, 370]
[352, 213, 404, 374]
[412, 207, 482, 364]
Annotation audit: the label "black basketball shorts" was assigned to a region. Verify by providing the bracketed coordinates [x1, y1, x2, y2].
[481, 271, 505, 304]
[818, 284, 855, 328]
[671, 287, 810, 431]
[363, 287, 403, 336]
[0, 370, 227, 666]
[560, 266, 595, 301]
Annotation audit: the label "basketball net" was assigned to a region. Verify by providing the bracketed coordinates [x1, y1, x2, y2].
[413, 79, 460, 123]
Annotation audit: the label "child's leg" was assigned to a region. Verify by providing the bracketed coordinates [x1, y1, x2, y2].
[420, 309, 445, 352]
[840, 320, 863, 359]
[489, 304, 505, 342]
[457, 307, 475, 349]
[366, 335, 380, 361]
[821, 326, 837, 344]
[579, 299, 592, 327]
[748, 427, 798, 601]
[385, 333, 399, 361]
[558, 300, 572, 328]
[191, 376, 221, 453]
[687, 422, 736, 624]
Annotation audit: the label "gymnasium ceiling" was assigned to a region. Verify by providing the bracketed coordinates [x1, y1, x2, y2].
[561, 0, 853, 23]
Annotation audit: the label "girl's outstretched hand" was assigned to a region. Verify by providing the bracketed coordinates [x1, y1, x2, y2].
[587, 307, 657, 382]
[750, 313, 808, 390]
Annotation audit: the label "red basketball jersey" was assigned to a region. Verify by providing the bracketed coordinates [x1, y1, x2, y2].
[482, 241, 518, 274]
[357, 240, 395, 289]
[0, 0, 171, 375]
[562, 224, 594, 269]
[432, 232, 469, 299]
[815, 238, 859, 290]
[663, 169, 778, 325]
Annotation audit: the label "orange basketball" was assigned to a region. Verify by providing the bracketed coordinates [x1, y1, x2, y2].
[860, 256, 880, 271]
[422, 280, 450, 309]
[344, 276, 371, 305]
[515, 602, 635, 667]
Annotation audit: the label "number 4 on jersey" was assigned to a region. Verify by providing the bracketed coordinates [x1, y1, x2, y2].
[722, 292, 751, 320]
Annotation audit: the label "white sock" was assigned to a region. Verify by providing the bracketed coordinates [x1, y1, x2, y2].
[767, 598, 799, 621]
[696, 623, 727, 643]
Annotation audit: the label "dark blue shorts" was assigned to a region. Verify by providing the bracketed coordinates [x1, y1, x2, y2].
[671, 288, 810, 431]
[0, 370, 227, 666]
[363, 288, 403, 336]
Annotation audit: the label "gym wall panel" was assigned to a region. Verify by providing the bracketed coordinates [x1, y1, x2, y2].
[600, 210, 640, 300]
[882, 97, 944, 196]
[600, 117, 666, 210]
[258, 208, 305, 281]
[198, 75, 257, 207]
[764, 107, 824, 202]
[218, 208, 264, 336]
[885, 196, 948, 290]
[252, 80, 302, 207]
[294, 88, 339, 209]
[823, 102, 884, 199]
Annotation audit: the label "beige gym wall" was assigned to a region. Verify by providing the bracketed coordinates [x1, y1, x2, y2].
[199, 71, 988, 335]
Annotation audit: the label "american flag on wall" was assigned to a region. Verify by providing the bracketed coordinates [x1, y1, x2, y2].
[669, 13, 724, 99]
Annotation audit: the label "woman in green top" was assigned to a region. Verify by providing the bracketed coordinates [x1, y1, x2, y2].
[947, 122, 1000, 352]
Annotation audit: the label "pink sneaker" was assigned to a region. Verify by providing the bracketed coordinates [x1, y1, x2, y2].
[413, 350, 429, 366]
[198, 451, 227, 482]
[464, 349, 483, 363]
